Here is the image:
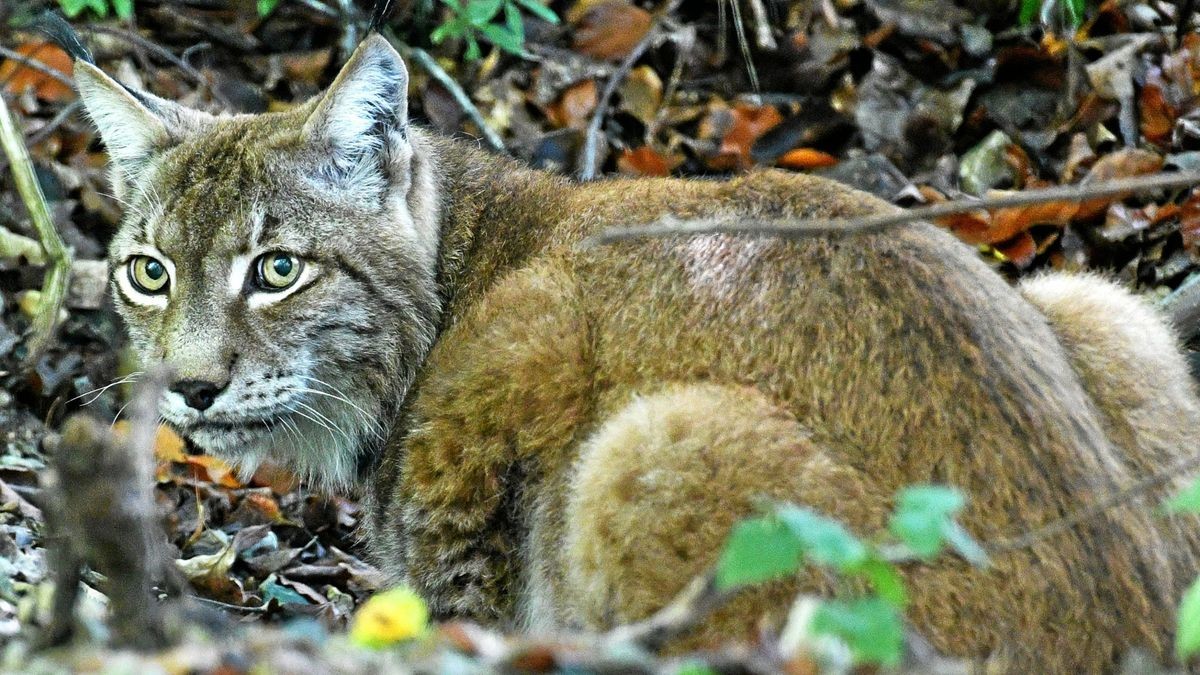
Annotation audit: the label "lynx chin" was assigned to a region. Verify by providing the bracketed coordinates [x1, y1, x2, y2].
[78, 34, 1200, 672]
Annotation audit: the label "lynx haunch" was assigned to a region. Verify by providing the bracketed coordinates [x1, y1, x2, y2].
[75, 34, 1200, 671]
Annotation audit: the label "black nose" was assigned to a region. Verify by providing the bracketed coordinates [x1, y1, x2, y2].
[171, 379, 225, 411]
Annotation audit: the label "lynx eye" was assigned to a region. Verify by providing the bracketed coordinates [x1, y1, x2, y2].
[128, 256, 169, 294]
[256, 252, 303, 291]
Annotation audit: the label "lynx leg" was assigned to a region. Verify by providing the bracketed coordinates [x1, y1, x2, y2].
[561, 384, 887, 650]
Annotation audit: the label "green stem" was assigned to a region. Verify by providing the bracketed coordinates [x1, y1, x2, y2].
[0, 93, 73, 366]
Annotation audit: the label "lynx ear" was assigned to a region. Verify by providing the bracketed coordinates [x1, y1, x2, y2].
[303, 34, 409, 187]
[75, 61, 213, 186]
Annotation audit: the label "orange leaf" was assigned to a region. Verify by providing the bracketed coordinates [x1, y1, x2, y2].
[186, 455, 243, 489]
[994, 231, 1038, 268]
[0, 42, 74, 103]
[617, 146, 671, 176]
[572, 1, 652, 61]
[1076, 148, 1163, 220]
[706, 103, 783, 171]
[1139, 82, 1177, 146]
[113, 421, 187, 463]
[985, 199, 1078, 244]
[546, 79, 597, 129]
[1180, 190, 1200, 252]
[777, 147, 839, 170]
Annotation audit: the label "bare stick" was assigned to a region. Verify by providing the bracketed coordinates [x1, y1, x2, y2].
[584, 171, 1200, 246]
[0, 93, 72, 365]
[381, 31, 505, 154]
[87, 26, 232, 110]
[603, 574, 732, 650]
[578, 0, 684, 180]
[744, 0, 777, 50]
[0, 45, 75, 90]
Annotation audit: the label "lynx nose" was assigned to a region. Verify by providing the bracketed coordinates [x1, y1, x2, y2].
[171, 379, 225, 412]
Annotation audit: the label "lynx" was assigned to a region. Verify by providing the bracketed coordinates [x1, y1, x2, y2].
[74, 34, 1200, 671]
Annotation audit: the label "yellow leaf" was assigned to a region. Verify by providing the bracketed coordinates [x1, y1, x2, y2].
[350, 587, 429, 649]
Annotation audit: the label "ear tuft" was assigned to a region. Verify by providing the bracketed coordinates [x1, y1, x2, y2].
[303, 34, 410, 183]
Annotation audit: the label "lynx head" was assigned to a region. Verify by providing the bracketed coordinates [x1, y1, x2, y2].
[76, 35, 442, 490]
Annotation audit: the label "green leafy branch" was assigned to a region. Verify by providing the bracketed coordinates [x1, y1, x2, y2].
[714, 485, 986, 666]
[431, 0, 558, 60]
[1164, 478, 1200, 660]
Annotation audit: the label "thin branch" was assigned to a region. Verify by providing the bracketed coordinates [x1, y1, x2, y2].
[603, 574, 732, 650]
[744, 0, 778, 50]
[382, 31, 505, 154]
[0, 45, 76, 91]
[86, 25, 232, 109]
[584, 171, 1200, 246]
[578, 0, 684, 180]
[0, 93, 71, 366]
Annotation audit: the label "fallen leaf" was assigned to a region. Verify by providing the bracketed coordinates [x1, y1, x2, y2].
[546, 79, 597, 129]
[0, 42, 74, 102]
[618, 65, 662, 125]
[350, 587, 430, 648]
[617, 146, 671, 176]
[777, 148, 839, 170]
[704, 103, 784, 171]
[572, 1, 652, 61]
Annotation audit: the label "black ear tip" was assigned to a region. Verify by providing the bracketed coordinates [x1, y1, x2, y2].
[30, 11, 94, 65]
[370, 0, 396, 32]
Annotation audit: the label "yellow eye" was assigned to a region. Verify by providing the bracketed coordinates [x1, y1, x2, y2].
[257, 252, 302, 290]
[128, 256, 169, 294]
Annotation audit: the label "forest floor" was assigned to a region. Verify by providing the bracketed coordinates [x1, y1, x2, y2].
[1, 0, 1200, 672]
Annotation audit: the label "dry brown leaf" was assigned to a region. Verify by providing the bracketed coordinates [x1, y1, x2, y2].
[572, 0, 652, 61]
[618, 65, 662, 125]
[1076, 148, 1164, 220]
[617, 145, 671, 176]
[704, 103, 784, 171]
[546, 79, 597, 129]
[0, 41, 74, 102]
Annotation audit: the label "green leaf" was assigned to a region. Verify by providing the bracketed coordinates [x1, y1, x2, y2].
[776, 505, 867, 570]
[465, 0, 504, 24]
[1165, 477, 1200, 514]
[1017, 0, 1040, 25]
[430, 21, 459, 44]
[259, 574, 310, 607]
[57, 0, 88, 17]
[888, 485, 966, 559]
[111, 0, 134, 18]
[812, 597, 904, 666]
[1179, 576, 1200, 659]
[504, 2, 524, 43]
[1061, 0, 1085, 27]
[513, 0, 559, 23]
[715, 516, 803, 590]
[854, 557, 908, 609]
[464, 34, 482, 60]
[480, 23, 524, 55]
[257, 0, 282, 17]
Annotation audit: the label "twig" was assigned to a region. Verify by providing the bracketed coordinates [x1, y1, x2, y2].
[24, 100, 82, 146]
[0, 92, 71, 366]
[0, 44, 75, 91]
[584, 171, 1200, 245]
[578, 0, 684, 180]
[743, 0, 777, 50]
[603, 574, 732, 650]
[86, 25, 232, 110]
[987, 449, 1200, 554]
[381, 31, 505, 154]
